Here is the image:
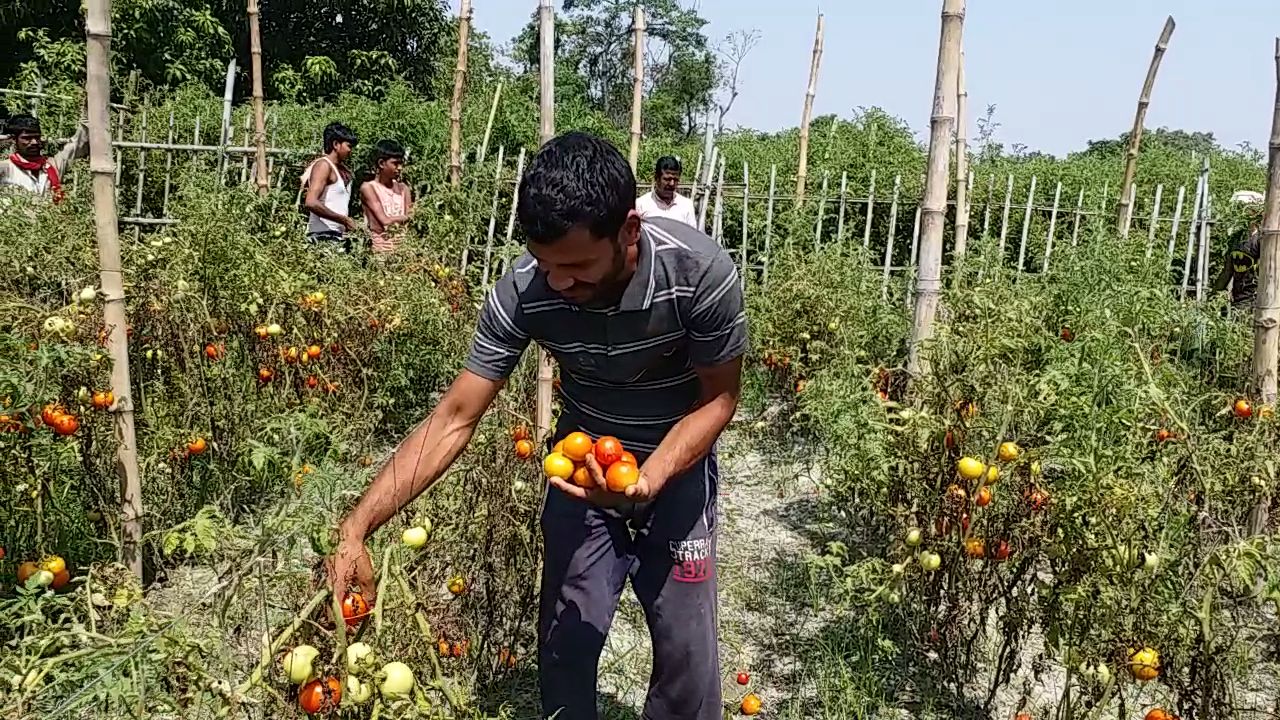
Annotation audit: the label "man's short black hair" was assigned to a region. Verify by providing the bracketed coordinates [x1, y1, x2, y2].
[518, 131, 635, 244]
[5, 114, 41, 136]
[655, 155, 682, 177]
[373, 139, 405, 164]
[323, 122, 357, 153]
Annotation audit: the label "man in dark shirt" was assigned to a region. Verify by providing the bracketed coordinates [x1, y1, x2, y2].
[330, 131, 745, 720]
[1213, 206, 1264, 309]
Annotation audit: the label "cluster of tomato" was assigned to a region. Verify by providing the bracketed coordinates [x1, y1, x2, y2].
[542, 432, 639, 493]
[733, 671, 761, 715]
[15, 554, 71, 591]
[39, 404, 81, 436]
[943, 441, 1034, 562]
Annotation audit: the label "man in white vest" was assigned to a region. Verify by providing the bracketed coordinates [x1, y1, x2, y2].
[636, 155, 697, 227]
[0, 114, 88, 202]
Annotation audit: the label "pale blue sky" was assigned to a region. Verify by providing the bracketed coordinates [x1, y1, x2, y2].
[453, 0, 1277, 156]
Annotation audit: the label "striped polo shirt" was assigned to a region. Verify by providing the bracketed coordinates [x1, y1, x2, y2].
[465, 216, 747, 452]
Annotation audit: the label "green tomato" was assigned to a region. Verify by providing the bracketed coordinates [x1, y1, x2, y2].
[379, 661, 415, 699]
[282, 645, 318, 685]
[1142, 551, 1160, 572]
[402, 526, 429, 548]
[345, 676, 373, 704]
[905, 528, 922, 547]
[345, 642, 377, 675]
[918, 551, 941, 572]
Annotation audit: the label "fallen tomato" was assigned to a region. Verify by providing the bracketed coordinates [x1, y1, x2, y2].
[298, 676, 342, 714]
[342, 592, 370, 626]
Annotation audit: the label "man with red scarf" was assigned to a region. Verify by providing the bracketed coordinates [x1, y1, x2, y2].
[1, 114, 88, 202]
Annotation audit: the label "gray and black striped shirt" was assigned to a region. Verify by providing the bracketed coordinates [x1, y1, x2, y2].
[465, 217, 747, 452]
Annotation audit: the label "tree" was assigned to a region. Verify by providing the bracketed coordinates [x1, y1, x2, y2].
[711, 30, 759, 132]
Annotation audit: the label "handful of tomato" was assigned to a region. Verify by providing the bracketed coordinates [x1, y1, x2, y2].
[542, 432, 640, 493]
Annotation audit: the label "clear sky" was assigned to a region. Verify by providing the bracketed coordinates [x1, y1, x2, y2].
[451, 0, 1276, 156]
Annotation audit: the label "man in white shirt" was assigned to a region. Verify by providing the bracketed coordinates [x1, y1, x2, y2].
[1, 114, 88, 202]
[636, 155, 697, 227]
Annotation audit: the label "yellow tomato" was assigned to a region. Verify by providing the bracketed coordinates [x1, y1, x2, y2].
[543, 452, 575, 480]
[1128, 647, 1160, 681]
[997, 441, 1020, 462]
[957, 457, 985, 481]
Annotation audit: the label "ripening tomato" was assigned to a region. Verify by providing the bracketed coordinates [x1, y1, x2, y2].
[741, 692, 762, 716]
[438, 639, 451, 657]
[204, 343, 221, 360]
[593, 436, 625, 466]
[255, 325, 269, 340]
[605, 462, 640, 493]
[41, 404, 62, 426]
[283, 346, 300, 364]
[307, 345, 322, 360]
[736, 672, 750, 685]
[186, 437, 207, 455]
[50, 568, 70, 591]
[16, 561, 39, 584]
[515, 439, 534, 459]
[1060, 327, 1075, 342]
[964, 537, 985, 559]
[991, 540, 1011, 561]
[1027, 488, 1050, 512]
[91, 391, 113, 410]
[342, 592, 370, 626]
[258, 367, 274, 383]
[561, 432, 594, 462]
[1155, 428, 1172, 443]
[975, 486, 992, 507]
[618, 451, 638, 466]
[1145, 708, 1175, 720]
[451, 641, 466, 658]
[1234, 398, 1253, 419]
[51, 413, 79, 436]
[305, 375, 320, 389]
[298, 676, 342, 715]
[572, 465, 594, 489]
[1015, 713, 1032, 720]
[512, 425, 530, 442]
[544, 452, 575, 480]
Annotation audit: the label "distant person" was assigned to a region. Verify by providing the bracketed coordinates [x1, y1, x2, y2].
[301, 122, 358, 251]
[1212, 204, 1264, 310]
[1, 114, 88, 202]
[636, 155, 697, 227]
[359, 140, 413, 254]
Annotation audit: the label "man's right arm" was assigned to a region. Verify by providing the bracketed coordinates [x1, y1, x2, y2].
[340, 370, 502, 541]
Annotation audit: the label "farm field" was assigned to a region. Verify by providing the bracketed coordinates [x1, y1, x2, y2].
[5, 1, 1280, 719]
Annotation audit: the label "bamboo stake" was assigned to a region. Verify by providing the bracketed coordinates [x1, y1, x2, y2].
[1196, 193, 1211, 301]
[1121, 182, 1138, 237]
[863, 169, 877, 248]
[980, 174, 994, 240]
[448, 0, 473, 188]
[239, 113, 251, 183]
[881, 174, 902, 298]
[953, 49, 971, 258]
[794, 13, 825, 205]
[1070, 186, 1085, 247]
[690, 151, 704, 204]
[997, 174, 1014, 260]
[1117, 16, 1176, 235]
[713, 156, 726, 243]
[132, 107, 148, 216]
[1166, 185, 1186, 259]
[699, 145, 718, 231]
[1145, 184, 1165, 257]
[248, 0, 268, 195]
[478, 82, 503, 165]
[814, 170, 830, 246]
[1181, 161, 1209, 297]
[217, 59, 236, 183]
[1043, 181, 1062, 272]
[86, 0, 143, 579]
[535, 0, 556, 447]
[498, 148, 527, 282]
[740, 162, 749, 285]
[764, 164, 777, 282]
[836, 172, 849, 243]
[628, 5, 646, 171]
[480, 146, 507, 286]
[161, 111, 175, 215]
[1249, 40, 1280, 536]
[1016, 175, 1037, 273]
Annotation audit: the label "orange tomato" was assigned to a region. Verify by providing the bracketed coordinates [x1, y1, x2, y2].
[91, 391, 114, 410]
[561, 432, 594, 462]
[342, 592, 369, 626]
[964, 537, 985, 559]
[1234, 398, 1253, 418]
[298, 676, 342, 715]
[593, 436, 625, 466]
[305, 375, 320, 389]
[605, 462, 640, 493]
[16, 561, 39, 584]
[254, 325, 269, 340]
[451, 641, 466, 658]
[553, 439, 565, 455]
[1145, 708, 1175, 720]
[186, 437, 207, 455]
[307, 345, 322, 360]
[515, 439, 534, 459]
[1015, 714, 1032, 720]
[438, 639, 451, 657]
[258, 366, 274, 383]
[512, 425, 530, 442]
[741, 693, 762, 716]
[572, 465, 595, 489]
[51, 413, 79, 436]
[50, 568, 70, 591]
[1155, 428, 1172, 442]
[618, 451, 638, 466]
[975, 486, 992, 507]
[41, 404, 62, 426]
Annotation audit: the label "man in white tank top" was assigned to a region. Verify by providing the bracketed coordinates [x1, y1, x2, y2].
[302, 122, 358, 251]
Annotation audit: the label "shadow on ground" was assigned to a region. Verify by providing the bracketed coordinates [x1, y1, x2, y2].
[473, 667, 644, 720]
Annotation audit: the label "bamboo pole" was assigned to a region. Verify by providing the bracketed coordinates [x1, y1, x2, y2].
[448, 0, 473, 188]
[480, 146, 506, 285]
[628, 5, 646, 172]
[690, 150, 704, 204]
[1145, 184, 1164, 257]
[699, 145, 717, 231]
[86, 0, 143, 579]
[794, 13, 825, 205]
[1118, 16, 1175, 234]
[763, 164, 776, 282]
[1249, 40, 1280, 536]
[997, 174, 1014, 259]
[498, 148, 527, 282]
[1016, 176, 1037, 273]
[1043, 181, 1062, 272]
[535, 0, 556, 446]
[1181, 168, 1207, 294]
[863, 169, 877, 248]
[248, 0, 268, 195]
[1121, 182, 1138, 237]
[1070, 186, 1085, 247]
[881, 174, 902, 298]
[217, 59, 236, 182]
[836, 171, 849, 243]
[478, 82, 503, 165]
[953, 48, 971, 258]
[740, 161, 749, 285]
[1166, 185, 1186, 259]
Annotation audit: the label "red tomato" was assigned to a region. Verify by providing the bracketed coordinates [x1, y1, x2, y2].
[593, 436, 625, 466]
[298, 676, 342, 714]
[991, 540, 1011, 561]
[736, 671, 750, 685]
[51, 413, 80, 436]
[342, 592, 370, 626]
[204, 343, 221, 360]
[512, 425, 530, 442]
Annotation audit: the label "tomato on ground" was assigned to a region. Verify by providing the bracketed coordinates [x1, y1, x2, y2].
[299, 676, 342, 714]
[342, 592, 370, 626]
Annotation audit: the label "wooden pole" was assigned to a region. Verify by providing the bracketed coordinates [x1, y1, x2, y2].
[1016, 176, 1037, 273]
[87, 0, 143, 579]
[628, 5, 646, 172]
[907, 0, 963, 376]
[1249, 40, 1280, 536]
[953, 48, 971, 258]
[248, 0, 268, 195]
[448, 0, 473, 188]
[535, 0, 556, 445]
[478, 82, 503, 165]
[863, 169, 877, 248]
[794, 13, 824, 205]
[1117, 16, 1176, 235]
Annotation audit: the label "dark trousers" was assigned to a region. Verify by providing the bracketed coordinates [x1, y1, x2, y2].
[538, 453, 722, 720]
